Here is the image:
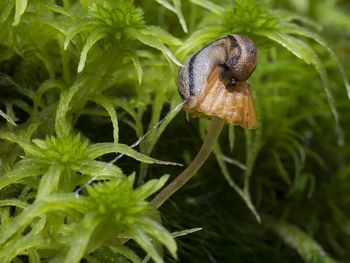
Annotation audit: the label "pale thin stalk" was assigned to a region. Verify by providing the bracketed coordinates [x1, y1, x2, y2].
[151, 116, 225, 208]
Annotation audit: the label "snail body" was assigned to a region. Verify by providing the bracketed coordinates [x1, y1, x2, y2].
[178, 34, 257, 129]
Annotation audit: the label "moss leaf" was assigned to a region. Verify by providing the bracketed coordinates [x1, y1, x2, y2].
[108, 243, 142, 263]
[134, 32, 182, 66]
[189, 0, 225, 15]
[128, 226, 163, 263]
[271, 220, 339, 263]
[86, 143, 181, 166]
[12, 0, 27, 25]
[0, 109, 17, 126]
[172, 0, 187, 33]
[134, 215, 177, 259]
[78, 27, 107, 72]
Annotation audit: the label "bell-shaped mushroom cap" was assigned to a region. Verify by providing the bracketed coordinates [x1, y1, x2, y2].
[184, 66, 257, 129]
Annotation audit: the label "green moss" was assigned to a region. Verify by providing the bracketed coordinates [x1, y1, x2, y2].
[0, 0, 349, 262]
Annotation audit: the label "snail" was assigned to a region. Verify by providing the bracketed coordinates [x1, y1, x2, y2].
[178, 34, 257, 129]
[151, 35, 258, 208]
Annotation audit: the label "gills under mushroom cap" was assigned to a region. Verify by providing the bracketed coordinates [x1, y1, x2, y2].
[183, 66, 257, 129]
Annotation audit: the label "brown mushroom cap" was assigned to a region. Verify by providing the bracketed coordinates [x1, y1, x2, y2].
[184, 66, 257, 129]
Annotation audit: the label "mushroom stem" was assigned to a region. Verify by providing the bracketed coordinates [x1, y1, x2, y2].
[151, 116, 225, 208]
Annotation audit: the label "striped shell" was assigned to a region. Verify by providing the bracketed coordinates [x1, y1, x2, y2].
[177, 34, 257, 129]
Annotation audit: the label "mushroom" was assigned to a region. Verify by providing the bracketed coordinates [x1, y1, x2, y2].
[151, 34, 258, 208]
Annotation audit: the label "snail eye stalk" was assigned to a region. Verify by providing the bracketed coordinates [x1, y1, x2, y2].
[229, 78, 236, 87]
[218, 62, 231, 71]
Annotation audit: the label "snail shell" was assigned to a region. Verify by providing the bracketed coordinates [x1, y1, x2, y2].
[177, 34, 257, 129]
